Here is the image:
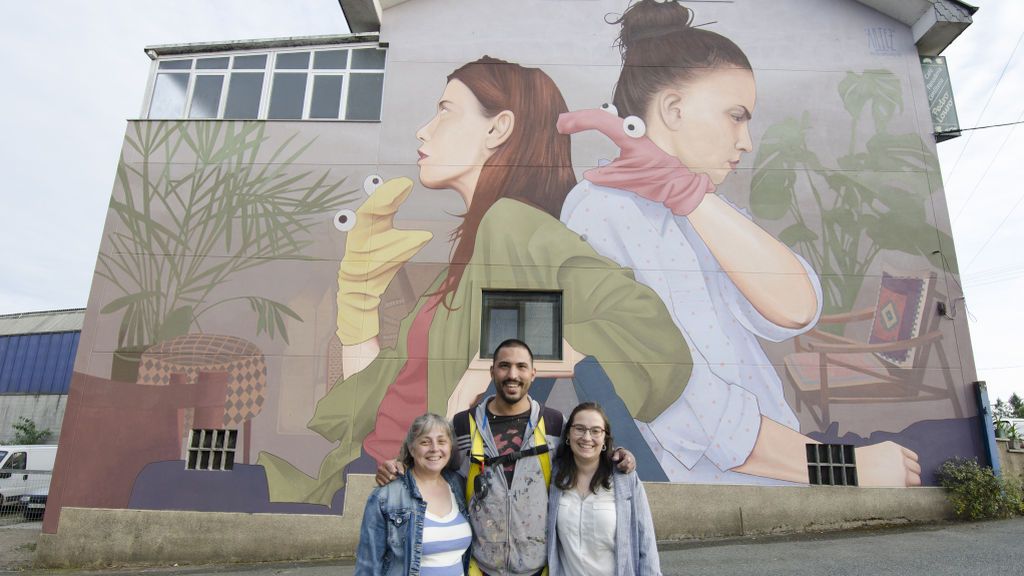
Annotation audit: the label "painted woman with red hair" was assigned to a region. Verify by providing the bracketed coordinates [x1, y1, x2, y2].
[259, 57, 693, 506]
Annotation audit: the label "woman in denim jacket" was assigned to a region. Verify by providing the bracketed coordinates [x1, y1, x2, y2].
[546, 403, 661, 576]
[356, 413, 471, 576]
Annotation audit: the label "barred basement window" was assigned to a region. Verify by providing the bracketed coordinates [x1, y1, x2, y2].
[807, 443, 857, 486]
[186, 429, 237, 471]
[481, 291, 562, 360]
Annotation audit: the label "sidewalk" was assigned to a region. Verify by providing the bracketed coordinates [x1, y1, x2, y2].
[0, 520, 41, 573]
[4, 518, 1023, 575]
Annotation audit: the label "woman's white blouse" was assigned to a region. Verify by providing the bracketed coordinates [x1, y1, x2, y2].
[556, 483, 617, 576]
[561, 180, 823, 485]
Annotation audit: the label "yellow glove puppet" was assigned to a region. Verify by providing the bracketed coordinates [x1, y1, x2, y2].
[336, 176, 433, 345]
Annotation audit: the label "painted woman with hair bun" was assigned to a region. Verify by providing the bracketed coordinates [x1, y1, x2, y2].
[559, 0, 922, 486]
[260, 56, 696, 507]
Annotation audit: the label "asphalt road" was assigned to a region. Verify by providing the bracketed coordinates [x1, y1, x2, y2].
[5, 518, 1023, 575]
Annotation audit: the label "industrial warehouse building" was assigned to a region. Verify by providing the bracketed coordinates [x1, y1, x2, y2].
[0, 308, 82, 442]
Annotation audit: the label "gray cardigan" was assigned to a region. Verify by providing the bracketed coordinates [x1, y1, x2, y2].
[546, 470, 662, 576]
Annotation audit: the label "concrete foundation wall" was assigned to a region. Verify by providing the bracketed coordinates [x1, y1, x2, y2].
[35, 474, 953, 569]
[996, 439, 1024, 479]
[0, 394, 66, 443]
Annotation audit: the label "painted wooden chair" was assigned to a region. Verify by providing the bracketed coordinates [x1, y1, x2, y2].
[784, 270, 964, 429]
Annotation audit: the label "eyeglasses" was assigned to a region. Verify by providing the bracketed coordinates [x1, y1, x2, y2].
[569, 425, 606, 438]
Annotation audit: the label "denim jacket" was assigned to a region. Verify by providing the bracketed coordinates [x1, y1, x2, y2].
[355, 469, 470, 576]
[546, 470, 661, 576]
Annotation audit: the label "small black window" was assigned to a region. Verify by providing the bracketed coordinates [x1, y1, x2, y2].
[481, 291, 562, 360]
[807, 444, 857, 486]
[186, 429, 238, 471]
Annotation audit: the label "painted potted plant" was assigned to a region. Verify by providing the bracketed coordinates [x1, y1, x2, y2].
[751, 69, 955, 333]
[98, 121, 356, 381]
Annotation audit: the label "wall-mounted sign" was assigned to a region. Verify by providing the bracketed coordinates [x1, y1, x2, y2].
[921, 56, 961, 142]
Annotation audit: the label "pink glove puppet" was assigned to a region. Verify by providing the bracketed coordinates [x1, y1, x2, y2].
[556, 108, 714, 216]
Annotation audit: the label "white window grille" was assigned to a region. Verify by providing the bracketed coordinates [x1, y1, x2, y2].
[147, 46, 386, 121]
[186, 429, 238, 471]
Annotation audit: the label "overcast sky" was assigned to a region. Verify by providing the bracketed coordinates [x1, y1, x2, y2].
[0, 1, 1020, 403]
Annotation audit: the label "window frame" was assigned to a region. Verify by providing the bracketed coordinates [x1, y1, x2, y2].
[144, 43, 387, 122]
[480, 290, 563, 361]
[1, 452, 26, 470]
[185, 428, 238, 472]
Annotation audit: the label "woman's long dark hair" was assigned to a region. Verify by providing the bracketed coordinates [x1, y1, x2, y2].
[555, 402, 614, 493]
[610, 0, 752, 118]
[437, 56, 577, 307]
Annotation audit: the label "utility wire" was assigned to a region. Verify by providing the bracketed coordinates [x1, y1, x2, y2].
[962, 187, 1024, 273]
[940, 27, 1024, 185]
[939, 117, 1024, 136]
[950, 109, 1024, 225]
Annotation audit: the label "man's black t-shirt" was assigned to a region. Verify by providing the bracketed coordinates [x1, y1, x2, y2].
[454, 403, 563, 485]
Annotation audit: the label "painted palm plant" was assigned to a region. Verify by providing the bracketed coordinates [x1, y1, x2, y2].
[751, 69, 956, 327]
[98, 121, 355, 377]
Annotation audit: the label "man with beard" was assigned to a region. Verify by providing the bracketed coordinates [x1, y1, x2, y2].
[377, 338, 634, 576]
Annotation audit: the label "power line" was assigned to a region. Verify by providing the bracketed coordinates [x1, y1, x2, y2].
[939, 117, 1024, 136]
[940, 27, 1024, 185]
[964, 267, 1024, 288]
[950, 109, 1024, 225]
[961, 188, 1024, 273]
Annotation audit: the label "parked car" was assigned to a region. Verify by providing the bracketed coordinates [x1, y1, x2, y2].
[0, 445, 57, 507]
[18, 486, 47, 520]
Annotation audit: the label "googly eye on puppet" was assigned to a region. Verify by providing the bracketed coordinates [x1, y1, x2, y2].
[363, 174, 383, 196]
[622, 115, 646, 138]
[333, 209, 357, 232]
[600, 102, 618, 116]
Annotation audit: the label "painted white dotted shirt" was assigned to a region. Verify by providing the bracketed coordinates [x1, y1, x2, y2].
[561, 179, 823, 485]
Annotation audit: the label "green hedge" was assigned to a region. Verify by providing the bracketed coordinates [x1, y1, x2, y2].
[937, 458, 1024, 520]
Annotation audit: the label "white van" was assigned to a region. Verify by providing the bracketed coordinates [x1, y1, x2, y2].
[0, 445, 57, 506]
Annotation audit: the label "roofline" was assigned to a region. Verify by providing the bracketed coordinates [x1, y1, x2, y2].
[337, 0, 381, 33]
[0, 308, 85, 320]
[954, 0, 979, 15]
[337, 0, 976, 54]
[144, 32, 380, 59]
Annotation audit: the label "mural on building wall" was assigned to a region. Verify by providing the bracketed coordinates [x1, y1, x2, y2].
[258, 55, 700, 505]
[47, 0, 983, 527]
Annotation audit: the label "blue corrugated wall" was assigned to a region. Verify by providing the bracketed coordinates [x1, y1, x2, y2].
[0, 331, 79, 394]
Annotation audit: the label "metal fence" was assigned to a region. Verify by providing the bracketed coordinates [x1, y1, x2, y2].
[0, 470, 51, 525]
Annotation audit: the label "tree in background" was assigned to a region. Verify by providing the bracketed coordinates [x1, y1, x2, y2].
[11, 417, 52, 445]
[994, 399, 1012, 423]
[1009, 393, 1024, 418]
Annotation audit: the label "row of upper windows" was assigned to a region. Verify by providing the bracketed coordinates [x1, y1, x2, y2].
[147, 45, 386, 122]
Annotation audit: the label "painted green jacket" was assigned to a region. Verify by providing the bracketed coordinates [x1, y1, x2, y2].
[259, 198, 693, 506]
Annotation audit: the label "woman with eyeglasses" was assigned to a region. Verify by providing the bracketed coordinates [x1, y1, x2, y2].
[547, 402, 661, 576]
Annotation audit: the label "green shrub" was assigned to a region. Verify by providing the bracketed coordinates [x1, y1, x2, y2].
[11, 417, 51, 445]
[1004, 475, 1024, 516]
[936, 458, 1022, 520]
